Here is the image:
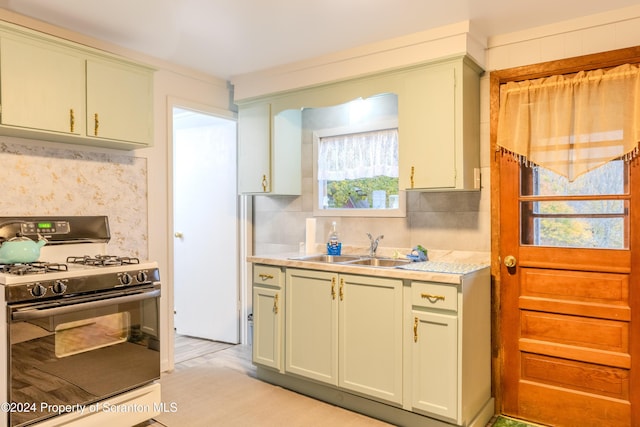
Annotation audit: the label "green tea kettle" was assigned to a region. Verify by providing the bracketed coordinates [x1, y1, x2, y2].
[0, 234, 47, 264]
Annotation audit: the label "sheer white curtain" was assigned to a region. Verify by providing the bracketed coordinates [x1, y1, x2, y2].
[497, 64, 640, 181]
[317, 128, 398, 180]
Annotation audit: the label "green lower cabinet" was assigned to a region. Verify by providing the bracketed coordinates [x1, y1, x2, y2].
[285, 269, 403, 405]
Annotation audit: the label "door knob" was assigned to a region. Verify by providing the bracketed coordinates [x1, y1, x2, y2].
[174, 232, 183, 238]
[504, 255, 517, 268]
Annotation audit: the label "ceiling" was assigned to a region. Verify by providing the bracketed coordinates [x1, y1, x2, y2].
[0, 0, 638, 79]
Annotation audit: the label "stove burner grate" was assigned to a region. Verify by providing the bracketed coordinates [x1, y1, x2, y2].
[67, 255, 140, 267]
[0, 262, 69, 275]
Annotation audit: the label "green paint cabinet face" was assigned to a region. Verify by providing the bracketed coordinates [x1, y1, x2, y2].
[285, 269, 403, 405]
[411, 310, 458, 419]
[0, 35, 85, 135]
[252, 285, 282, 370]
[400, 64, 457, 189]
[252, 259, 493, 426]
[237, 55, 482, 196]
[0, 23, 154, 150]
[252, 265, 284, 371]
[237, 104, 302, 195]
[285, 269, 338, 385]
[86, 58, 154, 146]
[398, 57, 482, 191]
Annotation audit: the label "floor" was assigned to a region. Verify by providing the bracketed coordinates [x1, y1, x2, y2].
[140, 335, 509, 427]
[138, 335, 251, 426]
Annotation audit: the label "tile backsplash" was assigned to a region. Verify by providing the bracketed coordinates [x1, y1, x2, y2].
[253, 188, 490, 256]
[0, 139, 148, 258]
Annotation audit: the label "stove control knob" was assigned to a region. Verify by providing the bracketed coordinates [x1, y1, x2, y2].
[119, 273, 133, 286]
[52, 280, 67, 295]
[136, 271, 148, 283]
[31, 283, 47, 297]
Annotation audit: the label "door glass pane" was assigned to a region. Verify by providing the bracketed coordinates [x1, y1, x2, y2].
[520, 160, 628, 249]
[521, 160, 627, 196]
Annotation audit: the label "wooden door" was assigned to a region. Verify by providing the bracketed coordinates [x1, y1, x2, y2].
[491, 47, 640, 427]
[498, 154, 635, 426]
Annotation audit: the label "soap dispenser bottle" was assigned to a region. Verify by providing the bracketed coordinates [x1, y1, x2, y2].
[327, 221, 341, 255]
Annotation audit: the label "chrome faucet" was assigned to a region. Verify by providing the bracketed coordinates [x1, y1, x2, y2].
[367, 233, 384, 257]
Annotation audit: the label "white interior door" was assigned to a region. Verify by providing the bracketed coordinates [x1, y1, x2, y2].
[173, 105, 239, 343]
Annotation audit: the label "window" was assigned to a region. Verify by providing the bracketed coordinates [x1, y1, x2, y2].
[520, 160, 628, 249]
[311, 94, 405, 217]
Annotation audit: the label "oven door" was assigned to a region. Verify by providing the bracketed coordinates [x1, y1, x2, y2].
[7, 285, 160, 427]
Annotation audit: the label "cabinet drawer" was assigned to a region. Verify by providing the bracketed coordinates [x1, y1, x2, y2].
[253, 265, 283, 288]
[411, 282, 458, 311]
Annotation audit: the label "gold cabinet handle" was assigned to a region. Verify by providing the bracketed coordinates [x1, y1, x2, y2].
[258, 273, 274, 281]
[331, 277, 336, 300]
[410, 166, 415, 189]
[413, 317, 419, 342]
[94, 113, 99, 136]
[261, 174, 268, 192]
[339, 278, 344, 301]
[273, 293, 279, 314]
[69, 108, 75, 133]
[421, 293, 445, 302]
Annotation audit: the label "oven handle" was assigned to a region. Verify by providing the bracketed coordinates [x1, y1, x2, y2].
[11, 288, 161, 322]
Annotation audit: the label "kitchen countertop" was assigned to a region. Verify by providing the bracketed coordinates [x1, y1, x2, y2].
[248, 247, 490, 285]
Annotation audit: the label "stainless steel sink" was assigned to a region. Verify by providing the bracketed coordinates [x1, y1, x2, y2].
[346, 257, 412, 267]
[290, 254, 364, 263]
[290, 254, 413, 268]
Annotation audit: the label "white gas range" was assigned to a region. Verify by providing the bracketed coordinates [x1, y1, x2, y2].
[0, 216, 161, 427]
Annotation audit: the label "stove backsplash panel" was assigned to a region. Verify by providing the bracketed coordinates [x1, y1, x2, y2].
[0, 140, 148, 259]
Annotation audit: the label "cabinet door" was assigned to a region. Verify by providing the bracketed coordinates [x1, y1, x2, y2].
[238, 103, 271, 193]
[339, 274, 403, 404]
[399, 62, 456, 190]
[285, 269, 338, 385]
[252, 285, 282, 370]
[272, 109, 301, 195]
[86, 58, 153, 145]
[412, 310, 458, 420]
[0, 35, 84, 134]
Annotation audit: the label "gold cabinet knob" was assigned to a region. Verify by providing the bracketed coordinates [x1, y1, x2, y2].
[174, 232, 183, 238]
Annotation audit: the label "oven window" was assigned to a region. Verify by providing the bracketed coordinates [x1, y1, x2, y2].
[55, 312, 130, 357]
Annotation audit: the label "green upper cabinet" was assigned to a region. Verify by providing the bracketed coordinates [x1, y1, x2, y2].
[86, 58, 154, 146]
[0, 34, 85, 136]
[236, 55, 482, 195]
[0, 22, 154, 150]
[237, 103, 301, 195]
[399, 56, 482, 191]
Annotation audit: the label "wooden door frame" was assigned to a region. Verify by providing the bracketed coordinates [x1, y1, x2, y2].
[490, 45, 640, 422]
